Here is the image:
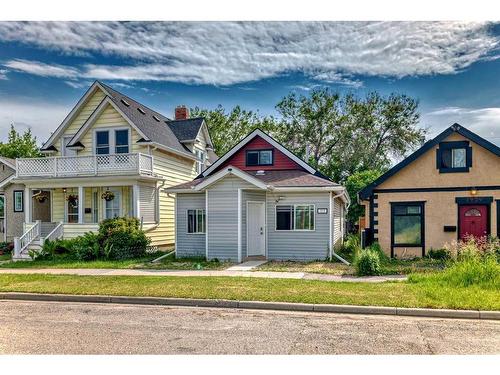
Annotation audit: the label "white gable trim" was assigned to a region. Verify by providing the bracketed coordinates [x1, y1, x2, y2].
[42, 81, 103, 150]
[201, 129, 316, 177]
[0, 157, 16, 171]
[195, 166, 268, 191]
[68, 96, 149, 147]
[0, 175, 15, 189]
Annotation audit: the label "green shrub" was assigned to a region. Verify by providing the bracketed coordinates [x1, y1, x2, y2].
[354, 249, 381, 276]
[367, 242, 389, 263]
[71, 232, 101, 261]
[427, 248, 450, 261]
[337, 234, 361, 262]
[98, 217, 150, 260]
[0, 241, 13, 254]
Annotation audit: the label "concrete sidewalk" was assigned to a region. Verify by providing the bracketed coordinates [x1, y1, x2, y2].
[0, 267, 407, 283]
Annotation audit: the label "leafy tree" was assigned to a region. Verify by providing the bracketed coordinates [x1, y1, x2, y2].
[275, 89, 349, 173]
[191, 105, 279, 156]
[344, 169, 383, 224]
[0, 125, 41, 159]
[276, 89, 425, 182]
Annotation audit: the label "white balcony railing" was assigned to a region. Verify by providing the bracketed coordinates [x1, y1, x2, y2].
[16, 153, 154, 178]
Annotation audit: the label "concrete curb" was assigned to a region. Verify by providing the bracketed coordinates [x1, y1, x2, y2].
[0, 292, 498, 320]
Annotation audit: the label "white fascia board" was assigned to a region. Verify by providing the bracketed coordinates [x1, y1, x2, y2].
[0, 157, 16, 170]
[195, 166, 268, 191]
[42, 81, 101, 149]
[201, 129, 316, 177]
[272, 186, 345, 193]
[0, 175, 15, 189]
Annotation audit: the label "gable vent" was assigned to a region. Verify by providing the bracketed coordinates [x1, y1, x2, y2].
[121, 99, 130, 107]
[256, 170, 266, 176]
[137, 107, 146, 115]
[152, 115, 161, 122]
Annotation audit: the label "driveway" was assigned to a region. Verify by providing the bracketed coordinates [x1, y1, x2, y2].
[0, 300, 498, 354]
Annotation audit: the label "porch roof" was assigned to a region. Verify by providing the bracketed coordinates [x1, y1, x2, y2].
[167, 168, 340, 192]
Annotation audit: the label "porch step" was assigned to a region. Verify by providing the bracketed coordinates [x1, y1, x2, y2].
[40, 222, 58, 237]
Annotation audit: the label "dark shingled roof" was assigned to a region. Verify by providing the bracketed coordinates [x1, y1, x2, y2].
[97, 82, 194, 157]
[169, 169, 337, 191]
[167, 118, 205, 142]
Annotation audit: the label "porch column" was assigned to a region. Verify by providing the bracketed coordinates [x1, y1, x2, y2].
[78, 186, 84, 224]
[133, 184, 140, 219]
[24, 187, 31, 223]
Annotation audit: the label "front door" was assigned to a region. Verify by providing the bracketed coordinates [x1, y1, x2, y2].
[459, 205, 488, 240]
[247, 201, 265, 257]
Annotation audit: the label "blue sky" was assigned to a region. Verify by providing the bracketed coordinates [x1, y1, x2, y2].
[0, 21, 500, 146]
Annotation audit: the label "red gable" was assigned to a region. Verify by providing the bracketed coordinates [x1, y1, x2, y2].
[216, 135, 303, 172]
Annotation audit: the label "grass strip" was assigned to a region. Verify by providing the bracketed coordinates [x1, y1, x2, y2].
[0, 273, 498, 311]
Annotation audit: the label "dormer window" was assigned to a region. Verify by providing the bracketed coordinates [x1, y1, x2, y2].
[436, 141, 471, 173]
[246, 149, 273, 167]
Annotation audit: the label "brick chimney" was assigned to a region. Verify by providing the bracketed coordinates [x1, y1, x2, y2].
[175, 105, 189, 120]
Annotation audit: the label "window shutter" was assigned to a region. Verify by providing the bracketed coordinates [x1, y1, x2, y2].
[466, 146, 473, 167]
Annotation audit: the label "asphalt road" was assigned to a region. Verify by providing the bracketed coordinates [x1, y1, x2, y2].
[0, 300, 499, 354]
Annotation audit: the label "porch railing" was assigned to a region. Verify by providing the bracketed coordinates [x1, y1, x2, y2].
[16, 153, 154, 178]
[13, 220, 40, 258]
[41, 222, 64, 246]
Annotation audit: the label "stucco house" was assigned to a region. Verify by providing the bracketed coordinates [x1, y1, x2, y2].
[359, 123, 500, 258]
[167, 129, 350, 262]
[0, 157, 26, 243]
[11, 81, 216, 259]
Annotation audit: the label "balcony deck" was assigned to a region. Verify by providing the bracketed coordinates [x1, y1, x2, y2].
[16, 153, 154, 179]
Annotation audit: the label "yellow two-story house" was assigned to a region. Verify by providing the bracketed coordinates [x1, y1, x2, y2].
[12, 81, 216, 259]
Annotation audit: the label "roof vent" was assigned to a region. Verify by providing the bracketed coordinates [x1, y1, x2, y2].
[121, 99, 130, 107]
[152, 115, 161, 122]
[256, 170, 266, 175]
[137, 107, 146, 115]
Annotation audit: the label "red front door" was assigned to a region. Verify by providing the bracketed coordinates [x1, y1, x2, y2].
[459, 205, 488, 240]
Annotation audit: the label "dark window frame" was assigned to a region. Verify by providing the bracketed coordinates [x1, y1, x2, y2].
[275, 204, 315, 231]
[436, 141, 472, 173]
[187, 209, 206, 234]
[245, 149, 274, 167]
[13, 190, 24, 213]
[390, 201, 425, 257]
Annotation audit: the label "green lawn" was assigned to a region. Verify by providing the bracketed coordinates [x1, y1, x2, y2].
[257, 258, 445, 276]
[0, 273, 498, 310]
[0, 254, 231, 270]
[0, 253, 11, 262]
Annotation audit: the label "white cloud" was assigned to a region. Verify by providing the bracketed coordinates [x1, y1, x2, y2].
[0, 69, 8, 80]
[0, 98, 70, 143]
[4, 59, 79, 79]
[0, 21, 498, 85]
[422, 106, 500, 145]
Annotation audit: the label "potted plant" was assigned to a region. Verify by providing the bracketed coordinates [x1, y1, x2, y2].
[66, 194, 78, 207]
[33, 191, 49, 203]
[101, 190, 115, 202]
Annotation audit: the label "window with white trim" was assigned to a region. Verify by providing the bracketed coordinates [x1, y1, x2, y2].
[95, 129, 130, 155]
[276, 204, 315, 231]
[187, 209, 206, 233]
[13, 191, 24, 212]
[195, 149, 205, 174]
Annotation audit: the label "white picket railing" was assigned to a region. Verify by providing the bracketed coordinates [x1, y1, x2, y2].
[16, 153, 154, 178]
[13, 220, 41, 258]
[41, 222, 64, 246]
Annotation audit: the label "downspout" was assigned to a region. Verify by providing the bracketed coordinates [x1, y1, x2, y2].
[330, 189, 350, 265]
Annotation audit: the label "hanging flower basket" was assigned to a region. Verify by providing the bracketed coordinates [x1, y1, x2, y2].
[101, 190, 115, 202]
[33, 191, 49, 203]
[66, 194, 78, 207]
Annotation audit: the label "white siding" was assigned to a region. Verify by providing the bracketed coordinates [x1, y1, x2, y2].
[175, 193, 206, 257]
[267, 191, 330, 261]
[139, 185, 156, 224]
[207, 175, 256, 261]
